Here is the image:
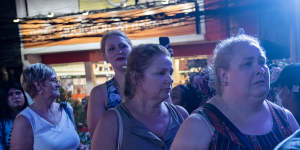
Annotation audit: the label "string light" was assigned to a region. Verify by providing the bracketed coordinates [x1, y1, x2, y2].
[82, 11, 89, 16]
[13, 18, 20, 23]
[47, 12, 54, 18]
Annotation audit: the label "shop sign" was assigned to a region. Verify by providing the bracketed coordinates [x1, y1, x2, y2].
[20, 2, 196, 49]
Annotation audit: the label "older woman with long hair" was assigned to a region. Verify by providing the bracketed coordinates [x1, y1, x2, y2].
[171, 35, 299, 150]
[91, 44, 188, 150]
[10, 63, 82, 150]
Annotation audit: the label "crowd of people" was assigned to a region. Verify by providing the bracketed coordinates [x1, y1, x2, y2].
[0, 30, 300, 150]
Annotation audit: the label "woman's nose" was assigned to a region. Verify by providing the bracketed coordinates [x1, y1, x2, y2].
[256, 65, 266, 75]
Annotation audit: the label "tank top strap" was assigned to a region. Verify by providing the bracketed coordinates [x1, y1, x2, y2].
[18, 108, 36, 130]
[266, 101, 293, 137]
[164, 102, 184, 124]
[197, 103, 254, 149]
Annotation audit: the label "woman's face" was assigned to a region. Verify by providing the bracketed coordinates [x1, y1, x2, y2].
[140, 55, 173, 101]
[8, 88, 25, 110]
[171, 87, 183, 105]
[41, 74, 60, 99]
[224, 43, 270, 99]
[104, 35, 132, 72]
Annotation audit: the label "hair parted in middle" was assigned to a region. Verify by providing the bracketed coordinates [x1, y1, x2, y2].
[100, 30, 132, 54]
[123, 44, 171, 100]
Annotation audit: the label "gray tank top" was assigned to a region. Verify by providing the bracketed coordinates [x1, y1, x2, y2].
[115, 102, 184, 150]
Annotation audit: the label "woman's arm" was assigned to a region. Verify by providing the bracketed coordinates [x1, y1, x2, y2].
[87, 84, 107, 137]
[91, 110, 118, 150]
[10, 115, 33, 150]
[171, 113, 213, 150]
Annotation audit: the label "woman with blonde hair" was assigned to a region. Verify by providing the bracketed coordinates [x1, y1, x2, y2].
[171, 35, 299, 150]
[87, 30, 132, 136]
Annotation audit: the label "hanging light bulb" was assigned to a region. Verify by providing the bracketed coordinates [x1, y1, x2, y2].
[162, 0, 169, 4]
[13, 18, 20, 23]
[82, 11, 89, 16]
[47, 12, 54, 18]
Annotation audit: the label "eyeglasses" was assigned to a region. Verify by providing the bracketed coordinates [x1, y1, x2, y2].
[48, 77, 60, 84]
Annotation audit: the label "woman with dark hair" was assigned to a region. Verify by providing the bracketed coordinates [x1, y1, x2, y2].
[273, 63, 300, 150]
[91, 44, 188, 150]
[0, 81, 28, 150]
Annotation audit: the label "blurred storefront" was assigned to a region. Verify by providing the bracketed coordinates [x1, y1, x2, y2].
[19, 0, 291, 99]
[18, 1, 217, 100]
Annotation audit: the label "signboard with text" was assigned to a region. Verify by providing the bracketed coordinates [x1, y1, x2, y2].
[20, 2, 196, 49]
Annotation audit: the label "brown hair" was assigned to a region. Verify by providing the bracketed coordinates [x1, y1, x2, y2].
[213, 34, 265, 95]
[123, 44, 170, 100]
[21, 63, 56, 98]
[100, 30, 132, 54]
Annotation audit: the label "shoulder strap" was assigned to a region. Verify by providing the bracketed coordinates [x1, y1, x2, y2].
[266, 101, 293, 136]
[202, 103, 255, 150]
[111, 108, 123, 150]
[60, 102, 75, 125]
[164, 102, 184, 124]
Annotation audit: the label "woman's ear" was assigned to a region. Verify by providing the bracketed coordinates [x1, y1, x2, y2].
[34, 81, 42, 91]
[130, 72, 142, 86]
[218, 68, 229, 86]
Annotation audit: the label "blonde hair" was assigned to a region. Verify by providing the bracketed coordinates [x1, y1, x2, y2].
[21, 63, 56, 98]
[213, 34, 265, 95]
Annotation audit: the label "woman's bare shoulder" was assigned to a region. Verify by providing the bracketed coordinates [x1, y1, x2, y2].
[171, 113, 214, 150]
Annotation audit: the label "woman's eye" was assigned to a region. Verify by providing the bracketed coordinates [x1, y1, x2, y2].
[258, 59, 266, 66]
[120, 44, 127, 49]
[244, 62, 252, 66]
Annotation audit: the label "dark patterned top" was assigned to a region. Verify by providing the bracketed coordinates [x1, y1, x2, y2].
[195, 101, 293, 150]
[105, 78, 122, 110]
[0, 119, 13, 150]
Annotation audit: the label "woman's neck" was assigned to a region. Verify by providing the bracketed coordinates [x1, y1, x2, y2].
[114, 70, 125, 89]
[33, 96, 55, 112]
[125, 95, 164, 116]
[212, 94, 265, 118]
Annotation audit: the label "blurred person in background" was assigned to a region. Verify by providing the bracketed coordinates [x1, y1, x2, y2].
[92, 44, 188, 150]
[87, 30, 132, 137]
[0, 81, 28, 150]
[171, 34, 299, 150]
[10, 63, 85, 150]
[273, 63, 300, 150]
[171, 84, 188, 105]
[272, 63, 300, 123]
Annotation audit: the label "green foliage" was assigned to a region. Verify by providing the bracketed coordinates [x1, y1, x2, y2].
[58, 87, 91, 145]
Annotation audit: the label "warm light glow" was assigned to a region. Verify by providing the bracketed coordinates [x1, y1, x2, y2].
[82, 11, 89, 16]
[13, 18, 20, 23]
[162, 0, 169, 4]
[47, 12, 54, 18]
